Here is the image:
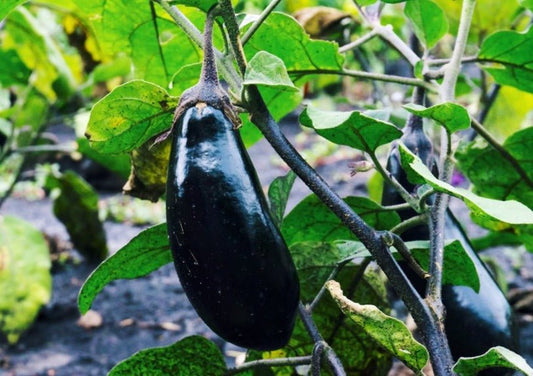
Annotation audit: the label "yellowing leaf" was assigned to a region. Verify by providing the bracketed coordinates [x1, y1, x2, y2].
[0, 215, 52, 344]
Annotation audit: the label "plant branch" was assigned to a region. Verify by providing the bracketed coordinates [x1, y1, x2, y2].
[289, 69, 435, 91]
[219, 0, 247, 75]
[246, 85, 455, 375]
[440, 0, 477, 101]
[427, 56, 478, 66]
[308, 258, 354, 312]
[241, 0, 282, 45]
[338, 29, 379, 53]
[388, 232, 429, 280]
[471, 117, 533, 189]
[374, 25, 420, 66]
[298, 303, 346, 375]
[390, 213, 429, 235]
[367, 150, 420, 211]
[226, 355, 312, 375]
[425, 0, 476, 335]
[477, 84, 501, 124]
[152, 0, 242, 91]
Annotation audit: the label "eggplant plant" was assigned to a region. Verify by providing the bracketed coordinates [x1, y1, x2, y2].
[2, 0, 533, 375]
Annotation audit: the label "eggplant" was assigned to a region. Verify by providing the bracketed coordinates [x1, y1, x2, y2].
[382, 109, 518, 373]
[164, 10, 299, 351]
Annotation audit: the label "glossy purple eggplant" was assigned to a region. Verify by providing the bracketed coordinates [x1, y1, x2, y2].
[382, 110, 518, 374]
[166, 104, 299, 350]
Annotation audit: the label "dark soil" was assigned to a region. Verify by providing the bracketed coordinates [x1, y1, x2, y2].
[1, 120, 533, 376]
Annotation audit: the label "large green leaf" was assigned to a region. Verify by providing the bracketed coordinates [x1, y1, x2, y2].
[108, 335, 227, 375]
[327, 280, 428, 373]
[299, 106, 402, 152]
[47, 171, 108, 262]
[78, 223, 171, 314]
[404, 0, 448, 49]
[403, 102, 470, 134]
[243, 12, 344, 74]
[70, 0, 208, 87]
[399, 143, 533, 225]
[453, 346, 533, 376]
[0, 215, 52, 344]
[478, 27, 533, 94]
[282, 194, 401, 246]
[408, 240, 479, 292]
[85, 80, 178, 154]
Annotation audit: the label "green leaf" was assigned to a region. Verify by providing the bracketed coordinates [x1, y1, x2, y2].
[0, 49, 31, 86]
[48, 171, 108, 262]
[71, 0, 206, 87]
[403, 102, 470, 133]
[248, 258, 392, 375]
[299, 106, 402, 152]
[478, 27, 533, 94]
[399, 143, 533, 225]
[453, 346, 533, 376]
[169, 63, 202, 96]
[0, 215, 52, 344]
[268, 171, 296, 227]
[0, 0, 28, 22]
[78, 223, 171, 314]
[456, 128, 533, 251]
[407, 240, 480, 292]
[168, 0, 217, 13]
[85, 80, 178, 154]
[4, 7, 76, 101]
[405, 0, 448, 49]
[520, 0, 533, 10]
[109, 335, 227, 376]
[327, 280, 429, 373]
[282, 194, 401, 246]
[456, 128, 533, 207]
[243, 12, 344, 74]
[244, 51, 298, 91]
[337, 239, 480, 291]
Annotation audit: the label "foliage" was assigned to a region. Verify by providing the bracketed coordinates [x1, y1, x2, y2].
[1, 0, 533, 374]
[0, 215, 51, 344]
